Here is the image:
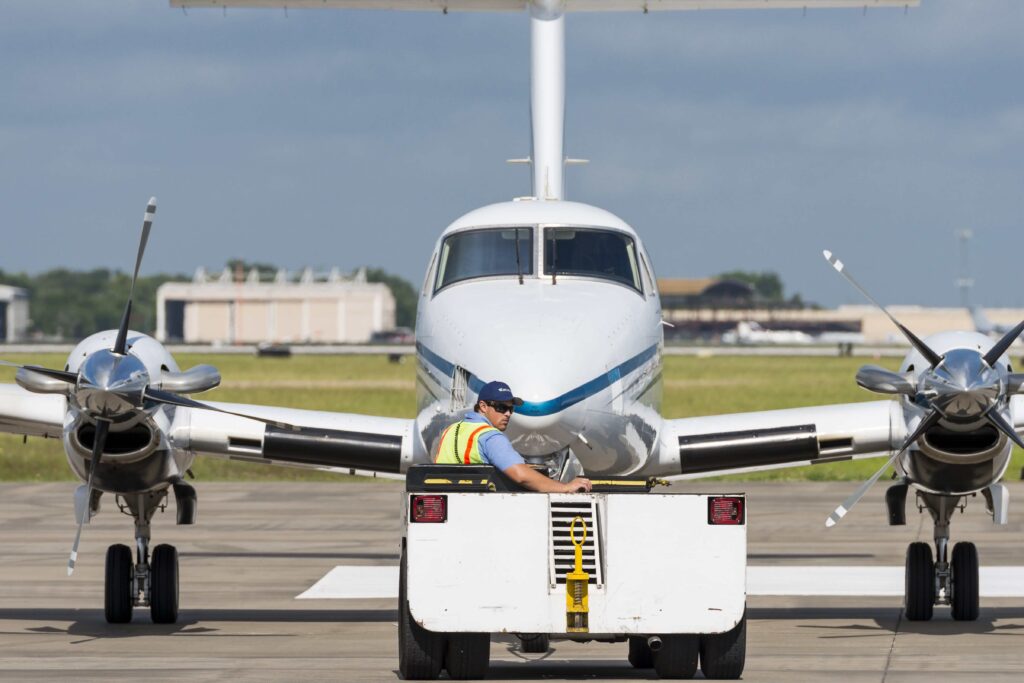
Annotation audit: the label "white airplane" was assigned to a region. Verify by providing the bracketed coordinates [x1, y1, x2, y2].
[721, 321, 814, 345]
[722, 321, 864, 345]
[5, 0, 1019, 632]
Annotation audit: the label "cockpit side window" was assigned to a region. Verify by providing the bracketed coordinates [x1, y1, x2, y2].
[543, 227, 642, 292]
[638, 249, 656, 297]
[421, 251, 438, 297]
[434, 227, 534, 292]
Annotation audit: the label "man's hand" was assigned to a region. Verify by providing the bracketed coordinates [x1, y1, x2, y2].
[562, 476, 592, 493]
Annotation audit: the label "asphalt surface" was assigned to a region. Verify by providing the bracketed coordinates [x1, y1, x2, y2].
[1, 480, 1023, 682]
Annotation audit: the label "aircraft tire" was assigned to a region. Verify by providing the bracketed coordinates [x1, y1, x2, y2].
[951, 542, 979, 621]
[699, 610, 746, 680]
[105, 543, 134, 624]
[653, 634, 698, 679]
[519, 633, 549, 653]
[398, 547, 444, 680]
[627, 636, 654, 668]
[150, 544, 179, 624]
[904, 542, 934, 621]
[444, 633, 490, 680]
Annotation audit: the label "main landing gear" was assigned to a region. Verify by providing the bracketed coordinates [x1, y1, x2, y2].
[889, 484, 981, 621]
[104, 482, 195, 624]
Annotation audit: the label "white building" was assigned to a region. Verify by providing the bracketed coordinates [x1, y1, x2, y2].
[156, 267, 396, 344]
[0, 285, 30, 343]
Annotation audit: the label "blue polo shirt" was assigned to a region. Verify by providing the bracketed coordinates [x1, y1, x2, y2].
[463, 411, 525, 472]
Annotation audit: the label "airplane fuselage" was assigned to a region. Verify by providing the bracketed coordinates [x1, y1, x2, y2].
[411, 199, 664, 476]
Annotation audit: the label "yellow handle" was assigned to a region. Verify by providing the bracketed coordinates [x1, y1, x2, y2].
[569, 515, 587, 547]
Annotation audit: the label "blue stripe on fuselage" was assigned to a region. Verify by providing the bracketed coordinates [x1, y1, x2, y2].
[416, 341, 659, 417]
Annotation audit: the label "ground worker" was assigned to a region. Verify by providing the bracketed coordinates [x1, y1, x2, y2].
[435, 380, 592, 493]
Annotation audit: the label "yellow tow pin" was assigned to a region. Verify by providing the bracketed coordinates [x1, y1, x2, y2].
[565, 515, 589, 633]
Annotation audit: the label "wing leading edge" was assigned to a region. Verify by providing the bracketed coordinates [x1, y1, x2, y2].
[0, 384, 66, 439]
[175, 400, 417, 479]
[653, 400, 903, 479]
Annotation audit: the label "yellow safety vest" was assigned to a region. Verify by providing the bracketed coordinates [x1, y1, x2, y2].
[434, 420, 499, 465]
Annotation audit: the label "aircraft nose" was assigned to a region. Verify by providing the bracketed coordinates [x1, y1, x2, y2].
[427, 279, 658, 457]
[474, 315, 653, 454]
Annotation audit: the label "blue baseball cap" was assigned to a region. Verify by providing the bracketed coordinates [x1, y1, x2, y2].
[478, 381, 524, 406]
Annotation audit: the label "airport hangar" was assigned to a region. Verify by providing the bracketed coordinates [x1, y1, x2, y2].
[154, 266, 395, 345]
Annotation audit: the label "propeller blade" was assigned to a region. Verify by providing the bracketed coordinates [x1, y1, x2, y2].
[856, 364, 916, 396]
[143, 387, 299, 431]
[68, 419, 109, 576]
[822, 250, 943, 367]
[113, 197, 156, 356]
[0, 359, 77, 383]
[984, 407, 1024, 452]
[981, 320, 1024, 368]
[825, 409, 942, 528]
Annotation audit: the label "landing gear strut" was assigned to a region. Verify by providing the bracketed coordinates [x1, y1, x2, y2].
[902, 493, 979, 621]
[103, 491, 180, 624]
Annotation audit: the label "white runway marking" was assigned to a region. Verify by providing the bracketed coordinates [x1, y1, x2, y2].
[298, 565, 1024, 599]
[297, 565, 400, 599]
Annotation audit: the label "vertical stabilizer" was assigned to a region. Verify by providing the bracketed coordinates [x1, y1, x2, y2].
[530, 1, 566, 200]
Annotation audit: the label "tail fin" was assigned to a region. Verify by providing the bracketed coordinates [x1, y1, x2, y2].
[969, 305, 995, 335]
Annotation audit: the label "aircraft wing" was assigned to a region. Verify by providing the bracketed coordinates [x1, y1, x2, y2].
[172, 1, 918, 12]
[172, 400, 418, 479]
[0, 384, 66, 439]
[654, 399, 904, 479]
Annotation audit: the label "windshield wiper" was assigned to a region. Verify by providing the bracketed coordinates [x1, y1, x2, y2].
[514, 228, 524, 285]
[550, 231, 557, 285]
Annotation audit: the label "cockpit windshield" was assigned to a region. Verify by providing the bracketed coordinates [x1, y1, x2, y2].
[543, 227, 642, 292]
[434, 227, 534, 292]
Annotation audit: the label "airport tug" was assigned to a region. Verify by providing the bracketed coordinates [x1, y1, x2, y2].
[398, 465, 747, 680]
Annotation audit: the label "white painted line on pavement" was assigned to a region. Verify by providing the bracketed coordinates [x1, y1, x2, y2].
[297, 565, 400, 599]
[297, 565, 1024, 599]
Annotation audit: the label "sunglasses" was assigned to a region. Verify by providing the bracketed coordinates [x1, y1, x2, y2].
[486, 401, 515, 414]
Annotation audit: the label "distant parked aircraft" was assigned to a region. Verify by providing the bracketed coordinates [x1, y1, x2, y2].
[721, 321, 813, 345]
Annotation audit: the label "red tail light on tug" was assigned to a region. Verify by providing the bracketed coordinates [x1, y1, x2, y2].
[410, 495, 448, 523]
[708, 496, 745, 525]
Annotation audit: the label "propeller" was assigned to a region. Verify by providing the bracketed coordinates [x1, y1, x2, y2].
[144, 388, 299, 431]
[0, 360, 77, 384]
[822, 249, 1024, 528]
[113, 198, 156, 356]
[982, 320, 1024, 368]
[68, 419, 109, 575]
[0, 200, 156, 390]
[823, 250, 942, 367]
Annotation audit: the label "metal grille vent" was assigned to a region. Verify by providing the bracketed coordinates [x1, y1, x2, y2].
[450, 366, 470, 411]
[549, 499, 602, 586]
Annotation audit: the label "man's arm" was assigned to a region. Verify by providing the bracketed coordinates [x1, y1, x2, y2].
[503, 464, 591, 493]
[480, 430, 592, 492]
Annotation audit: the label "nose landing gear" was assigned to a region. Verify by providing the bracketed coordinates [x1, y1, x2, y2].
[102, 491, 180, 624]
[902, 493, 980, 621]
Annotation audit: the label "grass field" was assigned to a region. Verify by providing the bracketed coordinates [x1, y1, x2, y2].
[2, 353, 1021, 482]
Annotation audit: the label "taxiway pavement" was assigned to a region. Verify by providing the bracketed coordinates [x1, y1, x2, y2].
[1, 480, 1023, 682]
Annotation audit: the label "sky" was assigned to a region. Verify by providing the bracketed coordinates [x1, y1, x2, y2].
[1, 1, 1023, 308]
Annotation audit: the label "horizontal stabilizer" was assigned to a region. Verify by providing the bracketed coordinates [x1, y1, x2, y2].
[172, 1, 918, 13]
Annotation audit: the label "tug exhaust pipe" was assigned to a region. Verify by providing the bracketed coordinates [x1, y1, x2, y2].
[647, 636, 663, 652]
